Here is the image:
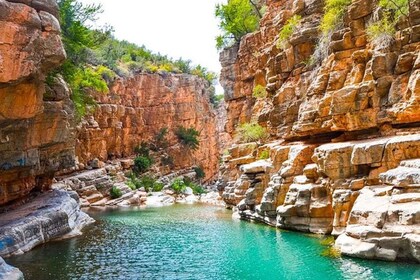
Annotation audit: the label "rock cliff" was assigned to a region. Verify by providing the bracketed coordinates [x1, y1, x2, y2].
[220, 0, 420, 262]
[76, 73, 219, 182]
[0, 0, 75, 206]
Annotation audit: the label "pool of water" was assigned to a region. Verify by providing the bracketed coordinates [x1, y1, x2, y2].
[6, 204, 420, 280]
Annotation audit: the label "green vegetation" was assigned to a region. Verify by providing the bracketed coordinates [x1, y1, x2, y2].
[133, 142, 153, 174]
[319, 0, 352, 35]
[367, 0, 410, 45]
[127, 174, 164, 192]
[56, 0, 217, 119]
[175, 126, 200, 150]
[259, 150, 270, 160]
[110, 186, 122, 199]
[252, 84, 267, 99]
[215, 0, 263, 50]
[210, 93, 224, 107]
[276, 15, 302, 50]
[171, 178, 187, 194]
[190, 183, 206, 195]
[57, 0, 112, 118]
[237, 122, 268, 143]
[134, 156, 152, 174]
[170, 178, 206, 195]
[152, 128, 169, 151]
[193, 166, 206, 180]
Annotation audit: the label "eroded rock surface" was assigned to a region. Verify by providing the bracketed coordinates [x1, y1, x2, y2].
[219, 0, 420, 262]
[0, 0, 75, 205]
[0, 190, 94, 257]
[76, 73, 219, 182]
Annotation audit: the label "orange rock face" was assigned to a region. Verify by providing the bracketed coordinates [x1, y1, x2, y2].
[0, 0, 74, 205]
[220, 0, 420, 139]
[76, 73, 219, 181]
[220, 0, 420, 262]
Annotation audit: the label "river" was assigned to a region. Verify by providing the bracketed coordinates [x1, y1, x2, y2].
[6, 204, 420, 279]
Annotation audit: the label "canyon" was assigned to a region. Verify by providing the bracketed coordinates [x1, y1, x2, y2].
[219, 0, 420, 263]
[0, 0, 419, 278]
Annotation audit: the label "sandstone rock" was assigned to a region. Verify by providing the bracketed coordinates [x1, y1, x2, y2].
[0, 0, 73, 205]
[76, 74, 219, 182]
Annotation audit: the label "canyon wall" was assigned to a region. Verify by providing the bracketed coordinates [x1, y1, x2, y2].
[0, 0, 219, 206]
[220, 0, 420, 262]
[76, 73, 219, 182]
[0, 0, 76, 206]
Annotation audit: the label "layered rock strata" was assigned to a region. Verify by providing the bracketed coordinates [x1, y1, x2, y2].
[0, 190, 94, 257]
[222, 135, 420, 262]
[220, 0, 420, 262]
[0, 0, 75, 206]
[76, 73, 219, 182]
[54, 159, 147, 207]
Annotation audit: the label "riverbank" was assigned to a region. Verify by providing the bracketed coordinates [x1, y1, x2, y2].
[6, 204, 420, 280]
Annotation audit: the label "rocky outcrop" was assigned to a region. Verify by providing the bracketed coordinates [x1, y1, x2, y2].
[222, 135, 420, 262]
[220, 0, 420, 139]
[219, 0, 420, 262]
[54, 159, 147, 207]
[0, 0, 75, 206]
[0, 257, 23, 280]
[76, 73, 219, 181]
[0, 190, 94, 257]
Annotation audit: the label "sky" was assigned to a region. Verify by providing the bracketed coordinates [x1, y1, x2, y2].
[80, 0, 226, 94]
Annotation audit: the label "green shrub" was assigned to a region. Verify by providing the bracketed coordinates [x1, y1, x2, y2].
[215, 0, 262, 50]
[320, 0, 352, 35]
[152, 128, 169, 151]
[175, 126, 200, 150]
[193, 166, 206, 180]
[171, 178, 187, 194]
[134, 156, 152, 174]
[190, 183, 206, 195]
[252, 84, 267, 99]
[367, 0, 409, 46]
[127, 175, 164, 192]
[110, 186, 122, 199]
[134, 142, 150, 157]
[276, 15, 302, 50]
[259, 150, 270, 160]
[237, 122, 268, 143]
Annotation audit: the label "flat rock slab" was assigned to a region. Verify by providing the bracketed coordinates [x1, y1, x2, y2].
[0, 190, 94, 257]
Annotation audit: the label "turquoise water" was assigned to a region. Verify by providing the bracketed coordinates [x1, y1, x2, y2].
[7, 204, 419, 280]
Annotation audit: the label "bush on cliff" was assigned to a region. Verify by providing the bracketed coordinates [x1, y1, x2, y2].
[110, 186, 122, 199]
[56, 0, 218, 119]
[252, 85, 267, 99]
[215, 0, 263, 50]
[175, 126, 200, 150]
[366, 0, 410, 47]
[57, 0, 111, 118]
[320, 0, 352, 35]
[134, 156, 152, 174]
[276, 15, 302, 50]
[171, 178, 187, 194]
[237, 122, 268, 143]
[193, 166, 206, 180]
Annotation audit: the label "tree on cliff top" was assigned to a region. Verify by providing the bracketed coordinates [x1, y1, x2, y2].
[215, 0, 263, 50]
[57, 0, 111, 118]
